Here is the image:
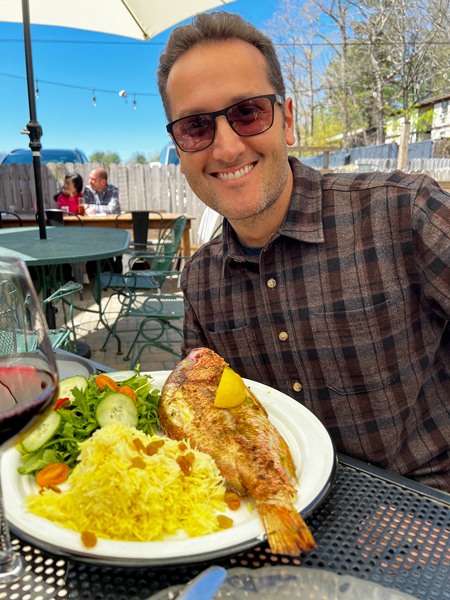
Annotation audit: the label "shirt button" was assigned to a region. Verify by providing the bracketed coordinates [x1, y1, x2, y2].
[293, 381, 303, 392]
[267, 278, 277, 288]
[279, 331, 288, 341]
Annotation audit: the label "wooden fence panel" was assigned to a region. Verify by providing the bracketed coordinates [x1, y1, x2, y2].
[0, 161, 207, 246]
[10, 164, 23, 209]
[40, 163, 50, 209]
[0, 164, 14, 210]
[148, 165, 162, 211]
[46, 165, 58, 204]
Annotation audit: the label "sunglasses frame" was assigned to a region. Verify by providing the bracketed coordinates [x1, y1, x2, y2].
[166, 94, 284, 153]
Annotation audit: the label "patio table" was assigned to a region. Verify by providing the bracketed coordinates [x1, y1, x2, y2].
[0, 226, 130, 328]
[1, 212, 194, 256]
[3, 357, 450, 600]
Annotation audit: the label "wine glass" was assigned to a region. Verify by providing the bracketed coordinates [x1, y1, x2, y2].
[0, 257, 58, 583]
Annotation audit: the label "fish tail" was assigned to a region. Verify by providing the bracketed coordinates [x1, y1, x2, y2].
[258, 503, 316, 556]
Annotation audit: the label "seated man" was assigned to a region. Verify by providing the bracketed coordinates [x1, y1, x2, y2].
[82, 168, 120, 215]
[157, 10, 450, 492]
[83, 167, 122, 274]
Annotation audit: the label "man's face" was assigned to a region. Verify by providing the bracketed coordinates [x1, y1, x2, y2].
[166, 40, 295, 223]
[89, 170, 106, 193]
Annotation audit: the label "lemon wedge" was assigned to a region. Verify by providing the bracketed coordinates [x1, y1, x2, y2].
[214, 368, 248, 408]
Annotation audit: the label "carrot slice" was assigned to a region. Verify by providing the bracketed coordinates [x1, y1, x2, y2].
[119, 386, 136, 401]
[36, 463, 70, 488]
[95, 374, 120, 392]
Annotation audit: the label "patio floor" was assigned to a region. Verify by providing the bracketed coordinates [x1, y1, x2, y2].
[55, 273, 183, 374]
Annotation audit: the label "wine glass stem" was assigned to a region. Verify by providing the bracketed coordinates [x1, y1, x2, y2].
[0, 482, 23, 581]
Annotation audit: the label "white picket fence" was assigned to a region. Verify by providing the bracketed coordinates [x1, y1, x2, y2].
[0, 162, 209, 247]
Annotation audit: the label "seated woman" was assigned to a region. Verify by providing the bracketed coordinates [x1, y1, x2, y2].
[55, 173, 83, 213]
[54, 173, 89, 284]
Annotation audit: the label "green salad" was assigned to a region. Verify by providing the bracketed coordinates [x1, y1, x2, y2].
[18, 368, 161, 476]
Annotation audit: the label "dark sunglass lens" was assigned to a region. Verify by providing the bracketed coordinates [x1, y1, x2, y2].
[228, 97, 274, 135]
[172, 115, 215, 151]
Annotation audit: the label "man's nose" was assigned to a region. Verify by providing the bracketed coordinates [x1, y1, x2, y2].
[211, 115, 246, 162]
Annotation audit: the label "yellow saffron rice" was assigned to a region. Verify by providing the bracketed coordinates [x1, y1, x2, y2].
[26, 423, 228, 541]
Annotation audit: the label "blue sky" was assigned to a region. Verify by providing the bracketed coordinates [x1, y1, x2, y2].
[0, 0, 282, 162]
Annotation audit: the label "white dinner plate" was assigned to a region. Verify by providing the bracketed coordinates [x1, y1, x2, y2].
[3, 371, 337, 566]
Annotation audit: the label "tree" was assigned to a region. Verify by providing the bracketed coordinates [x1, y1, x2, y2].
[383, 0, 450, 112]
[351, 0, 399, 145]
[266, 0, 324, 145]
[89, 151, 121, 164]
[132, 152, 147, 164]
[312, 0, 358, 148]
[263, 0, 450, 148]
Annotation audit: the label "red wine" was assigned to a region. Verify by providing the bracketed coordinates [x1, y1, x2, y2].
[0, 365, 58, 444]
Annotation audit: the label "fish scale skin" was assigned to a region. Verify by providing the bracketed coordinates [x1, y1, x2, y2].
[159, 347, 316, 555]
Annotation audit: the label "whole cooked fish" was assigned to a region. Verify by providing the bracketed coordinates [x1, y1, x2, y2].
[158, 347, 316, 556]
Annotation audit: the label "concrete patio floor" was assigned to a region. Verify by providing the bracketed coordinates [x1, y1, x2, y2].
[55, 274, 183, 374]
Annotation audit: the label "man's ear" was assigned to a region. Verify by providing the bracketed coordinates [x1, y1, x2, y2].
[284, 97, 296, 147]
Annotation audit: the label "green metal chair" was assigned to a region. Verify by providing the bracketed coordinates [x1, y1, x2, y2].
[104, 294, 184, 367]
[42, 280, 84, 351]
[97, 216, 188, 362]
[96, 215, 187, 296]
[0, 278, 82, 354]
[0, 211, 23, 228]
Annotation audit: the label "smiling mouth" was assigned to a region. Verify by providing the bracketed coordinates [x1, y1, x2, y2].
[214, 163, 255, 181]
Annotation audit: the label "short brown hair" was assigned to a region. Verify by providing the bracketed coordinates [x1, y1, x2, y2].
[157, 10, 285, 121]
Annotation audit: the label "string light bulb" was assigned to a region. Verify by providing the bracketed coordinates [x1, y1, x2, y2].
[35, 80, 39, 99]
[92, 89, 96, 107]
[133, 94, 136, 110]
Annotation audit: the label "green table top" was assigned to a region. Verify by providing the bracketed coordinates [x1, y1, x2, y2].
[0, 227, 130, 266]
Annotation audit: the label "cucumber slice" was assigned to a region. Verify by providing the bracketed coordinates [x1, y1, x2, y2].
[107, 371, 136, 383]
[58, 375, 88, 403]
[21, 411, 61, 453]
[96, 393, 138, 428]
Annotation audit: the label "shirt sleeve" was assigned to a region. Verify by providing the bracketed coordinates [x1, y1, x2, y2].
[82, 187, 94, 204]
[413, 175, 450, 321]
[104, 187, 120, 214]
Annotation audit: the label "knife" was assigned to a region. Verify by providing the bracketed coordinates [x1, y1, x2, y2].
[177, 566, 227, 600]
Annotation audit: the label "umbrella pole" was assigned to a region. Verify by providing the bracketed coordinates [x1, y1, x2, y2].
[21, 0, 46, 240]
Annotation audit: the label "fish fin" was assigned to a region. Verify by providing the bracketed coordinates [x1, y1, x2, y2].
[258, 503, 316, 556]
[279, 444, 298, 483]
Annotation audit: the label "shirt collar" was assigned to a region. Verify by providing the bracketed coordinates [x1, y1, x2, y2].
[224, 156, 325, 262]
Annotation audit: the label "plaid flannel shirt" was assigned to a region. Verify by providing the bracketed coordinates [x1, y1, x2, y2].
[82, 183, 120, 214]
[181, 157, 450, 492]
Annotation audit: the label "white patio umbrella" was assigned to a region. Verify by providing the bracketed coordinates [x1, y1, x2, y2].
[3, 0, 236, 238]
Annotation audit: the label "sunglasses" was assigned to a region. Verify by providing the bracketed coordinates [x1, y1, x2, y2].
[167, 94, 283, 153]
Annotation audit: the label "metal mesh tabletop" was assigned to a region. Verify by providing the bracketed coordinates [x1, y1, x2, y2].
[3, 456, 449, 600]
[0, 227, 130, 266]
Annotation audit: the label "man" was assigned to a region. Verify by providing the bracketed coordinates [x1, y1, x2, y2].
[83, 167, 122, 274]
[157, 11, 450, 492]
[82, 167, 120, 215]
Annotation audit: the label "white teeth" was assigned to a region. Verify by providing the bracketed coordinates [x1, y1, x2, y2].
[216, 163, 254, 181]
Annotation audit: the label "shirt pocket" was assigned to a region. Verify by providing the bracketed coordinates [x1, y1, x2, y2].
[205, 326, 272, 383]
[310, 300, 407, 395]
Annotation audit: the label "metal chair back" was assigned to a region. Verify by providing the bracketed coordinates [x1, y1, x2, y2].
[44, 209, 84, 227]
[128, 215, 187, 287]
[0, 211, 23, 229]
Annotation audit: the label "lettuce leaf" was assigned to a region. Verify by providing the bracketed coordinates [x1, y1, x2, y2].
[18, 367, 161, 476]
